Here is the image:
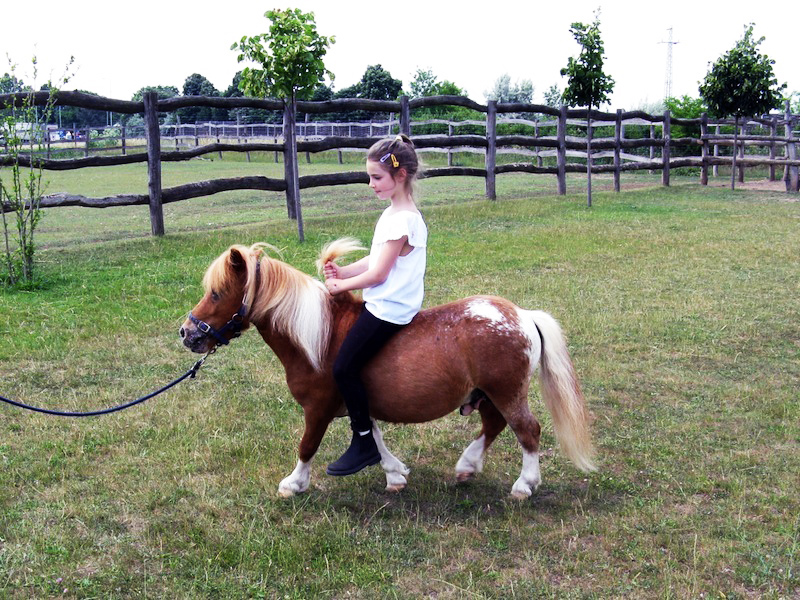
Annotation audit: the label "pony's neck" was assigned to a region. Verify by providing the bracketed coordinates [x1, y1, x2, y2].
[248, 256, 333, 372]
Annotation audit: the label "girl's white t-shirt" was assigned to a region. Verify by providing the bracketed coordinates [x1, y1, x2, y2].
[363, 208, 427, 325]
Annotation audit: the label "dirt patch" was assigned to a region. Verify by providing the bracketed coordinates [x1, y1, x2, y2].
[710, 178, 799, 196]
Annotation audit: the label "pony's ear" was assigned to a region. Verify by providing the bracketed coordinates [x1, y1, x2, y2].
[227, 247, 248, 273]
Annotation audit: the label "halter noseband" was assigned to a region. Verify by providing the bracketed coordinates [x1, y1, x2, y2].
[188, 261, 260, 347]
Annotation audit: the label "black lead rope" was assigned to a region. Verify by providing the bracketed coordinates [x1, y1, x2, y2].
[0, 350, 214, 418]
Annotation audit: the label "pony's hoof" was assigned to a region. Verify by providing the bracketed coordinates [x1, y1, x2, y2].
[277, 487, 296, 498]
[456, 471, 475, 483]
[385, 483, 406, 493]
[510, 490, 531, 500]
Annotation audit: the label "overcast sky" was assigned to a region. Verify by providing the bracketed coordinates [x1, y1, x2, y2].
[3, 0, 797, 111]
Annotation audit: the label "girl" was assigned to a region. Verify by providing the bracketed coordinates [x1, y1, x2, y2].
[323, 134, 427, 476]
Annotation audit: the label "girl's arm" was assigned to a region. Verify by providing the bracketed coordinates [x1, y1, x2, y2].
[325, 237, 407, 295]
[325, 255, 370, 280]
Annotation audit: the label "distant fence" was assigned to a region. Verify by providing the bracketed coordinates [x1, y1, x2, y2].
[1, 91, 799, 240]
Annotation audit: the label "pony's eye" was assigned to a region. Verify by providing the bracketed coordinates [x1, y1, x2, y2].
[211, 291, 221, 302]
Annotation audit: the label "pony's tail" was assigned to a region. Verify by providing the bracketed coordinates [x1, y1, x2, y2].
[316, 238, 366, 276]
[529, 310, 597, 473]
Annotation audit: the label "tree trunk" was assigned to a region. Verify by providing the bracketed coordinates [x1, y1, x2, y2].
[586, 113, 593, 208]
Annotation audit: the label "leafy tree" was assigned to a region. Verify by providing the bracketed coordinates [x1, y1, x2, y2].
[0, 72, 25, 94]
[664, 95, 707, 156]
[178, 73, 224, 123]
[333, 65, 402, 121]
[1, 57, 72, 287]
[131, 86, 180, 102]
[232, 8, 334, 102]
[485, 74, 534, 104]
[699, 24, 786, 189]
[409, 68, 439, 99]
[406, 68, 475, 134]
[560, 12, 615, 206]
[232, 8, 335, 239]
[224, 72, 278, 124]
[543, 83, 563, 108]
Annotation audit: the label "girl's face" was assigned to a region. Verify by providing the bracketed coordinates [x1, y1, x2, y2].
[366, 160, 406, 201]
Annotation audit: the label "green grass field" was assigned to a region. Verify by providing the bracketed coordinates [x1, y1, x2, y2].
[0, 160, 797, 598]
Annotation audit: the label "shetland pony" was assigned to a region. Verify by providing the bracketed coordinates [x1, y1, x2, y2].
[180, 240, 596, 499]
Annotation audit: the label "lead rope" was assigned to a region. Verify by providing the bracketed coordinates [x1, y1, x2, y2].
[0, 348, 216, 418]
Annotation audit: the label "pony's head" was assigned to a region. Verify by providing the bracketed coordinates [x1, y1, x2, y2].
[180, 244, 262, 354]
[180, 243, 332, 370]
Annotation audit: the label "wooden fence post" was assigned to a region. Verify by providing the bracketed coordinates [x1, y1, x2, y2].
[738, 122, 745, 184]
[557, 105, 567, 195]
[143, 91, 164, 236]
[613, 109, 622, 192]
[84, 127, 91, 157]
[448, 123, 454, 167]
[662, 110, 671, 187]
[786, 101, 799, 192]
[283, 96, 304, 241]
[769, 116, 777, 181]
[700, 113, 709, 186]
[713, 124, 720, 178]
[121, 125, 127, 156]
[400, 96, 410, 137]
[485, 100, 497, 201]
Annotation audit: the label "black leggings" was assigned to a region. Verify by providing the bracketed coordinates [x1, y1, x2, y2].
[333, 308, 403, 433]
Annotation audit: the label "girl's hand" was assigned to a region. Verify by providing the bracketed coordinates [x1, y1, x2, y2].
[323, 261, 339, 280]
[325, 278, 343, 295]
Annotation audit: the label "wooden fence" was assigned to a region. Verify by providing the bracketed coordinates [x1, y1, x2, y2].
[1, 91, 799, 240]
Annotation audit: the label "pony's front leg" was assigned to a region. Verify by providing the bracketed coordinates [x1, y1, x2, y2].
[372, 421, 410, 492]
[277, 406, 334, 497]
[278, 460, 311, 497]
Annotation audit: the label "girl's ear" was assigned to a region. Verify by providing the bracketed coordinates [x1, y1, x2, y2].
[393, 167, 408, 183]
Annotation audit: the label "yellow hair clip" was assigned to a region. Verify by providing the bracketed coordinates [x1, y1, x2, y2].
[380, 152, 400, 168]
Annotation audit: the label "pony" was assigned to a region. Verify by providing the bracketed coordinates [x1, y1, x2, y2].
[180, 240, 596, 499]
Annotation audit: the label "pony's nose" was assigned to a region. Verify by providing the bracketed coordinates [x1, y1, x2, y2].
[179, 327, 186, 339]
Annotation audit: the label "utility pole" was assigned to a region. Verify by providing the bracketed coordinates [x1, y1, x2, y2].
[659, 28, 679, 101]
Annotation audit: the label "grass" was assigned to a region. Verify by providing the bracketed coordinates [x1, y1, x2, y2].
[0, 158, 798, 598]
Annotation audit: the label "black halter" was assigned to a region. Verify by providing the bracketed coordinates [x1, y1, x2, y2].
[188, 305, 248, 347]
[188, 261, 260, 347]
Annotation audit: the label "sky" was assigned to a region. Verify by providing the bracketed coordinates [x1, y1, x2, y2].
[3, 0, 797, 111]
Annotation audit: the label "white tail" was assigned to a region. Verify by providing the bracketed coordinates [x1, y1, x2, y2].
[529, 310, 596, 473]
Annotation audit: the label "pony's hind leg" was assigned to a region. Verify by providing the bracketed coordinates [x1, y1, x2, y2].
[455, 395, 507, 482]
[505, 405, 543, 499]
[372, 421, 410, 493]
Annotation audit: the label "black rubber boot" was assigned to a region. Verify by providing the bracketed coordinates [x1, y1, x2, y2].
[326, 431, 381, 476]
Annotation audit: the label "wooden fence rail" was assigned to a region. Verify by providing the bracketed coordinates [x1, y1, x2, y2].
[1, 91, 798, 240]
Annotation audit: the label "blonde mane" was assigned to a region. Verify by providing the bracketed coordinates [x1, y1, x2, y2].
[203, 243, 332, 371]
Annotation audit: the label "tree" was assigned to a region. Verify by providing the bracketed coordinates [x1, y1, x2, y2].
[485, 74, 534, 104]
[232, 8, 335, 240]
[179, 73, 222, 123]
[664, 95, 707, 156]
[543, 83, 563, 108]
[1, 56, 72, 287]
[0, 72, 25, 94]
[333, 65, 402, 121]
[406, 68, 474, 134]
[699, 24, 786, 189]
[560, 12, 615, 207]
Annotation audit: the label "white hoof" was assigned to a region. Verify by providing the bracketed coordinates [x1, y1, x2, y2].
[510, 450, 541, 499]
[455, 435, 486, 480]
[278, 460, 311, 497]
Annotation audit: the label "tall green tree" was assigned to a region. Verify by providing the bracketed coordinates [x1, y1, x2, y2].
[179, 73, 222, 123]
[232, 8, 334, 240]
[699, 24, 786, 189]
[333, 65, 402, 121]
[560, 12, 615, 207]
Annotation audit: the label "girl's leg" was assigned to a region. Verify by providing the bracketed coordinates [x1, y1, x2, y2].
[328, 309, 402, 476]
